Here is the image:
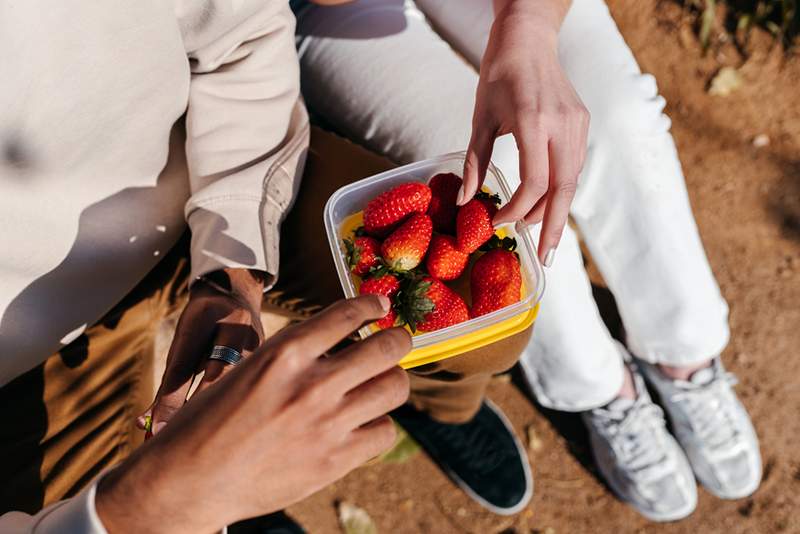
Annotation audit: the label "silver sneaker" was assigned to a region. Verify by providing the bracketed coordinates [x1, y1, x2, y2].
[638, 358, 762, 499]
[582, 369, 697, 522]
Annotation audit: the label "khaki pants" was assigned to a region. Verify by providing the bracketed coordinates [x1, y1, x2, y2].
[0, 129, 531, 514]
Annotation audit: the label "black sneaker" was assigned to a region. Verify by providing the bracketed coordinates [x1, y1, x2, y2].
[391, 400, 532, 515]
[228, 511, 306, 534]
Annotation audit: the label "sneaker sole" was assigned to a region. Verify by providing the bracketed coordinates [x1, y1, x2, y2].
[438, 399, 534, 516]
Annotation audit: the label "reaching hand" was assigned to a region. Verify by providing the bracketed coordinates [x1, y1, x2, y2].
[138, 268, 266, 436]
[97, 295, 412, 534]
[462, 0, 589, 267]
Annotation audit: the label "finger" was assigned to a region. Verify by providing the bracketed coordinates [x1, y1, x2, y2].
[316, 327, 411, 396]
[150, 312, 217, 434]
[461, 117, 497, 206]
[522, 194, 548, 227]
[334, 415, 398, 472]
[494, 125, 550, 225]
[193, 320, 263, 396]
[333, 367, 410, 431]
[277, 295, 392, 366]
[537, 140, 579, 267]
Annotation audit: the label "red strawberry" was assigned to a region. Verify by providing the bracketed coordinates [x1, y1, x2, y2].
[401, 277, 469, 332]
[426, 235, 469, 281]
[343, 235, 381, 276]
[455, 192, 501, 253]
[359, 274, 400, 329]
[470, 240, 522, 318]
[381, 213, 432, 272]
[363, 182, 432, 237]
[427, 173, 462, 234]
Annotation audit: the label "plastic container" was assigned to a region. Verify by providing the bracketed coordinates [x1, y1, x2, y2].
[324, 151, 545, 369]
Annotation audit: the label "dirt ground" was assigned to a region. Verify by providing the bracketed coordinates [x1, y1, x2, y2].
[278, 1, 800, 533]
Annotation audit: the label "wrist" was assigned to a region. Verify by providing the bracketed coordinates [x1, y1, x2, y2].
[201, 268, 266, 308]
[96, 452, 224, 534]
[498, 0, 564, 43]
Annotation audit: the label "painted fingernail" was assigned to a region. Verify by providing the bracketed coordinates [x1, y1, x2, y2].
[543, 248, 556, 268]
[456, 185, 465, 206]
[377, 295, 391, 312]
[142, 415, 152, 433]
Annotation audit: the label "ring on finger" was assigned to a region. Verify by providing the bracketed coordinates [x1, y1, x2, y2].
[208, 345, 243, 366]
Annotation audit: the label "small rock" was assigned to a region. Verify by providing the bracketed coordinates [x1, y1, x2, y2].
[753, 134, 770, 148]
[527, 425, 544, 453]
[708, 67, 743, 97]
[337, 502, 378, 534]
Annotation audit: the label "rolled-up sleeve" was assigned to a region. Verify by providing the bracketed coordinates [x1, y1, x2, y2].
[177, 0, 309, 290]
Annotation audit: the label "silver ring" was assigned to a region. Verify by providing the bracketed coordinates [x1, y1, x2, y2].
[209, 345, 242, 366]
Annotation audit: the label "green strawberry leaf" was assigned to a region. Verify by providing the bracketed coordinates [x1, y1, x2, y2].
[479, 234, 517, 252]
[475, 191, 501, 205]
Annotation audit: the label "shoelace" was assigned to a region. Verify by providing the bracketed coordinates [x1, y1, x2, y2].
[428, 418, 509, 476]
[670, 371, 741, 455]
[593, 399, 671, 482]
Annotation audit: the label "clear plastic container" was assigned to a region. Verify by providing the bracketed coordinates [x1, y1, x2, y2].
[324, 151, 545, 369]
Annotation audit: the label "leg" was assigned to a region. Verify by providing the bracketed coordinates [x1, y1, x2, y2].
[0, 234, 189, 513]
[417, 0, 729, 389]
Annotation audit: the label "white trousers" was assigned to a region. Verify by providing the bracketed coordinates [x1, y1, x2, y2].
[295, 0, 730, 411]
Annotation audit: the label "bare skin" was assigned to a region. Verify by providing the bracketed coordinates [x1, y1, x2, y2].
[98, 295, 412, 534]
[463, 0, 589, 267]
[616, 360, 714, 400]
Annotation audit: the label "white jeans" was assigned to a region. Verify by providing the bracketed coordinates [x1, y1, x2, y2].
[295, 0, 730, 411]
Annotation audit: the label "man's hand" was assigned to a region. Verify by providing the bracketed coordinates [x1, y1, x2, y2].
[138, 268, 267, 435]
[462, 0, 589, 267]
[97, 295, 411, 534]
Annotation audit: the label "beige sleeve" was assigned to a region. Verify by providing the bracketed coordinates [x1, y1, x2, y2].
[177, 0, 309, 290]
[0, 482, 107, 533]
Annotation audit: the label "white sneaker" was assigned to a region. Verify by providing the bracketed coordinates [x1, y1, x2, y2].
[638, 358, 762, 499]
[582, 368, 697, 522]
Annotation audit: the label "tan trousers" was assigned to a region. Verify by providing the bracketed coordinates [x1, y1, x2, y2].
[0, 129, 531, 514]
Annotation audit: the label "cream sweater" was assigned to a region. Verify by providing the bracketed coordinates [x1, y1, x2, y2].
[0, 1, 308, 530]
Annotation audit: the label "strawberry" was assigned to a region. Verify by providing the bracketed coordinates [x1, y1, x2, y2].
[363, 182, 432, 237]
[426, 235, 469, 281]
[470, 237, 522, 318]
[359, 274, 401, 329]
[427, 173, 462, 234]
[401, 277, 469, 332]
[381, 213, 432, 272]
[343, 235, 381, 276]
[455, 192, 501, 253]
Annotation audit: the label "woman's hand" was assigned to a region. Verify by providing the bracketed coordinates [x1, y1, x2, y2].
[97, 295, 411, 534]
[462, 0, 589, 267]
[138, 268, 266, 436]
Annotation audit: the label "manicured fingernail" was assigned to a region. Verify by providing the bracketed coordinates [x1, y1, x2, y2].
[543, 248, 556, 268]
[377, 295, 391, 312]
[142, 415, 152, 433]
[456, 186, 465, 206]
